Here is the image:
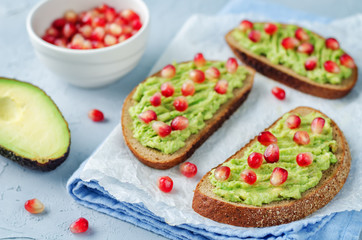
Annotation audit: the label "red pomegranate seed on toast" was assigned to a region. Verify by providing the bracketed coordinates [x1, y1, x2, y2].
[161, 65, 176, 79]
[152, 121, 172, 137]
[194, 53, 206, 67]
[173, 96, 188, 112]
[88, 109, 104, 122]
[297, 42, 314, 55]
[325, 38, 339, 50]
[324, 60, 340, 73]
[180, 162, 197, 178]
[311, 117, 325, 134]
[281, 37, 299, 49]
[24, 198, 44, 214]
[241, 170, 257, 185]
[295, 28, 309, 41]
[293, 131, 310, 145]
[181, 80, 195, 96]
[205, 67, 220, 79]
[264, 23, 278, 35]
[214, 166, 231, 181]
[138, 110, 157, 124]
[70, 217, 89, 234]
[264, 143, 279, 163]
[158, 176, 173, 192]
[296, 152, 313, 167]
[340, 54, 356, 68]
[64, 10, 77, 23]
[214, 79, 228, 94]
[226, 57, 238, 74]
[247, 152, 264, 169]
[248, 30, 261, 42]
[160, 82, 174, 97]
[271, 87, 285, 100]
[171, 116, 189, 130]
[286, 115, 301, 129]
[189, 69, 205, 83]
[305, 57, 317, 71]
[270, 167, 288, 186]
[258, 131, 277, 146]
[239, 20, 253, 31]
[150, 92, 162, 107]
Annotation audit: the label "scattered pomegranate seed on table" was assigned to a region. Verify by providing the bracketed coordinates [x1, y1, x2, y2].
[158, 176, 173, 193]
[189, 69, 205, 83]
[181, 80, 195, 96]
[325, 38, 340, 50]
[264, 143, 280, 163]
[270, 167, 288, 186]
[160, 82, 175, 97]
[295, 28, 309, 41]
[152, 121, 172, 137]
[271, 87, 286, 100]
[150, 92, 162, 107]
[161, 65, 176, 79]
[239, 20, 253, 31]
[324, 60, 340, 73]
[305, 57, 317, 71]
[194, 53, 206, 67]
[258, 131, 277, 146]
[138, 110, 157, 124]
[173, 96, 188, 112]
[24, 198, 45, 214]
[264, 23, 278, 35]
[248, 30, 261, 42]
[214, 79, 228, 94]
[241, 170, 257, 185]
[293, 131, 310, 145]
[247, 152, 264, 169]
[205, 67, 220, 80]
[226, 57, 238, 74]
[340, 54, 356, 68]
[214, 166, 231, 181]
[171, 116, 189, 130]
[286, 115, 301, 129]
[70, 217, 89, 234]
[88, 109, 104, 122]
[311, 117, 325, 134]
[296, 152, 313, 167]
[180, 162, 197, 178]
[297, 42, 314, 55]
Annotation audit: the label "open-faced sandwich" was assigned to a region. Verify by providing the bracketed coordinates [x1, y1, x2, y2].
[193, 106, 350, 227]
[121, 54, 255, 169]
[226, 21, 358, 99]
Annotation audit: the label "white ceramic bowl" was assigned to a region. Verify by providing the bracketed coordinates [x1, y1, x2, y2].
[26, 0, 149, 88]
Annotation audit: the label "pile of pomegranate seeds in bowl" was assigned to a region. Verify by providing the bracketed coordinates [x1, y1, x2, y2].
[42, 3, 142, 50]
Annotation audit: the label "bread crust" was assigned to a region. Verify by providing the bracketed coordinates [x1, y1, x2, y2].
[225, 24, 358, 99]
[121, 63, 255, 169]
[192, 106, 351, 227]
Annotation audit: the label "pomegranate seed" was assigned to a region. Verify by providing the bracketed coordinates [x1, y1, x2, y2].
[62, 23, 76, 39]
[158, 176, 173, 193]
[271, 87, 286, 100]
[152, 121, 172, 137]
[311, 117, 325, 134]
[214, 166, 231, 181]
[241, 169, 257, 185]
[205, 67, 220, 79]
[226, 57, 238, 74]
[264, 143, 279, 163]
[296, 152, 313, 167]
[324, 60, 340, 73]
[105, 8, 117, 22]
[122, 25, 133, 34]
[194, 53, 206, 67]
[325, 38, 340, 50]
[109, 23, 123, 37]
[293, 131, 310, 145]
[97, 3, 110, 13]
[297, 42, 314, 55]
[295, 28, 309, 41]
[92, 17, 106, 28]
[281, 37, 299, 49]
[24, 198, 44, 214]
[161, 65, 176, 79]
[138, 110, 157, 124]
[79, 24, 92, 38]
[305, 57, 317, 71]
[121, 9, 140, 22]
[171, 116, 189, 130]
[90, 27, 106, 41]
[173, 96, 188, 112]
[88, 109, 104, 122]
[104, 34, 117, 46]
[248, 30, 261, 42]
[52, 18, 66, 29]
[214, 79, 228, 94]
[118, 33, 132, 42]
[160, 82, 174, 97]
[181, 80, 195, 96]
[180, 162, 197, 178]
[80, 12, 93, 25]
[189, 69, 205, 83]
[70, 217, 89, 234]
[239, 20, 253, 31]
[71, 33, 84, 44]
[82, 40, 92, 49]
[42, 35, 56, 44]
[150, 92, 162, 106]
[286, 115, 301, 129]
[258, 131, 277, 146]
[45, 27, 60, 37]
[64, 10, 77, 23]
[114, 17, 128, 26]
[270, 167, 288, 186]
[264, 23, 278, 35]
[340, 54, 356, 68]
[247, 152, 263, 169]
[54, 38, 67, 47]
[68, 42, 83, 49]
[132, 19, 142, 31]
[91, 40, 104, 49]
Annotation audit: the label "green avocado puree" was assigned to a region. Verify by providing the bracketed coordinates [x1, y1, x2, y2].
[209, 112, 337, 206]
[231, 23, 352, 84]
[129, 61, 249, 154]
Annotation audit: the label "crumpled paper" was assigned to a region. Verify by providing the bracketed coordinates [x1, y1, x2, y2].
[79, 14, 362, 228]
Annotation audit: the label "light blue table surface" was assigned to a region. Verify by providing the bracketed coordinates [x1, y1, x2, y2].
[0, 0, 361, 239]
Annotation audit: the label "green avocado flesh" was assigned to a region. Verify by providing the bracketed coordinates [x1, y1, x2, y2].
[129, 61, 250, 154]
[0, 78, 70, 164]
[209, 112, 337, 206]
[231, 23, 352, 84]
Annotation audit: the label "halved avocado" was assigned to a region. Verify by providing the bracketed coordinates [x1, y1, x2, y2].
[0, 78, 70, 171]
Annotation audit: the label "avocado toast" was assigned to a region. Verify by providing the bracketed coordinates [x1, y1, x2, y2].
[192, 106, 350, 227]
[226, 21, 358, 98]
[122, 54, 255, 169]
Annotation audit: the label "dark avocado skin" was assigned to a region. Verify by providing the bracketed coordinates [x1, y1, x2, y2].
[0, 77, 71, 171]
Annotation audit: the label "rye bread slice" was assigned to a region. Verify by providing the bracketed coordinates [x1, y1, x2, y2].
[192, 106, 351, 227]
[121, 63, 255, 169]
[225, 24, 358, 99]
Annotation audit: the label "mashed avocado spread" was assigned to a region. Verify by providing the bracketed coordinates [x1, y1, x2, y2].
[210, 112, 337, 206]
[231, 23, 352, 84]
[129, 61, 249, 154]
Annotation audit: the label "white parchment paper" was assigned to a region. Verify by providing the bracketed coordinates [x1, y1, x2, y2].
[80, 14, 362, 227]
